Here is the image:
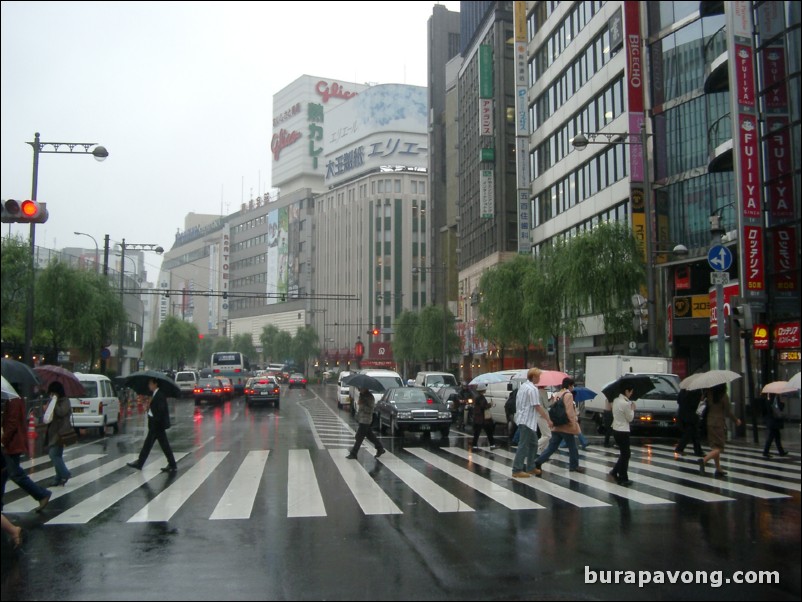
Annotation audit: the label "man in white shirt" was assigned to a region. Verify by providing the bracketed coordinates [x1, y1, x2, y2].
[511, 368, 552, 478]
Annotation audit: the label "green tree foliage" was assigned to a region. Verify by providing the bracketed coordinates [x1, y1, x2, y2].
[35, 260, 126, 364]
[392, 310, 419, 376]
[476, 255, 534, 363]
[561, 222, 645, 350]
[260, 324, 281, 364]
[146, 315, 198, 370]
[1, 235, 32, 343]
[231, 333, 257, 361]
[291, 326, 320, 373]
[196, 335, 215, 367]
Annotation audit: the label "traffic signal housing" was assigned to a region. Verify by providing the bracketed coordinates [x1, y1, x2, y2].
[370, 327, 380, 336]
[731, 303, 753, 335]
[1, 199, 49, 224]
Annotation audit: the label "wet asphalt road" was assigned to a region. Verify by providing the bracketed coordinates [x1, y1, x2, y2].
[2, 384, 800, 601]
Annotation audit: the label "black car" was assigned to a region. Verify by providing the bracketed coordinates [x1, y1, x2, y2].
[288, 373, 307, 389]
[244, 377, 280, 408]
[193, 378, 226, 405]
[376, 386, 452, 438]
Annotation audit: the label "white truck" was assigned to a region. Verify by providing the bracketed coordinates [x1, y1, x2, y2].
[584, 355, 681, 431]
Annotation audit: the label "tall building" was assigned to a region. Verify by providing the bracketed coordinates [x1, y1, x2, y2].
[525, 2, 800, 416]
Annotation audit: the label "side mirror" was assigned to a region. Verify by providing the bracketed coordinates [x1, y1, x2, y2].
[507, 382, 513, 391]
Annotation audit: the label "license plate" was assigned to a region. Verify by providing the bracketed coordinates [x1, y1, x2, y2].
[657, 421, 669, 427]
[72, 407, 84, 413]
[420, 424, 431, 431]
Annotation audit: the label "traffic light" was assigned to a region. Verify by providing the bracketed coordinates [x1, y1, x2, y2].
[731, 303, 753, 334]
[1, 199, 49, 224]
[371, 327, 380, 336]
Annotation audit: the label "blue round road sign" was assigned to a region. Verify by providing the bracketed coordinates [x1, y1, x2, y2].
[707, 245, 733, 272]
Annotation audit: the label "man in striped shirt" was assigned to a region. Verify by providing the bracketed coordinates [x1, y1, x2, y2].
[512, 368, 553, 478]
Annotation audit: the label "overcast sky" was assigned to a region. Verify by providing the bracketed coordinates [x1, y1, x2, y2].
[1, 1, 459, 276]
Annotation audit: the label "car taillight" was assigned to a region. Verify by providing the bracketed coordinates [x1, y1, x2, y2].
[273, 387, 280, 393]
[99, 402, 104, 412]
[194, 387, 201, 393]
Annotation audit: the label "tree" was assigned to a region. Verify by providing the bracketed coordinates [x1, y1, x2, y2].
[522, 240, 581, 371]
[260, 324, 281, 364]
[291, 326, 320, 374]
[148, 316, 198, 370]
[1, 235, 31, 344]
[476, 255, 535, 364]
[415, 305, 447, 368]
[561, 222, 645, 351]
[196, 335, 215, 367]
[231, 333, 257, 362]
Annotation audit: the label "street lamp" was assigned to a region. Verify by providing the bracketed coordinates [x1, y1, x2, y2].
[412, 262, 449, 370]
[23, 132, 108, 366]
[117, 239, 164, 376]
[74, 231, 100, 274]
[572, 124, 659, 355]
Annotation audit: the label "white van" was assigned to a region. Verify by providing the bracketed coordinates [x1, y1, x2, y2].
[175, 370, 199, 397]
[337, 371, 353, 408]
[348, 369, 404, 416]
[70, 373, 121, 436]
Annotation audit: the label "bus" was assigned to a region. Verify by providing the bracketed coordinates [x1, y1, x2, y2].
[211, 352, 251, 395]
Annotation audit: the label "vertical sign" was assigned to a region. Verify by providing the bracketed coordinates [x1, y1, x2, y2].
[479, 45, 493, 99]
[514, 0, 531, 254]
[480, 98, 494, 136]
[480, 170, 495, 218]
[726, 2, 765, 302]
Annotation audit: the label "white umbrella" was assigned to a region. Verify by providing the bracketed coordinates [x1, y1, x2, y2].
[680, 369, 741, 390]
[469, 373, 508, 386]
[1, 375, 21, 400]
[761, 381, 797, 395]
[789, 371, 801, 390]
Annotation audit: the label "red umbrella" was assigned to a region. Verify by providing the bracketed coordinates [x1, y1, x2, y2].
[33, 365, 87, 397]
[538, 370, 570, 387]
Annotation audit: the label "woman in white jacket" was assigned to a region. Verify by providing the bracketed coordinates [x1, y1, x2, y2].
[608, 386, 635, 486]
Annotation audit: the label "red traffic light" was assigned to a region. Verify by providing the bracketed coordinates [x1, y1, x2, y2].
[1, 199, 48, 224]
[371, 328, 380, 336]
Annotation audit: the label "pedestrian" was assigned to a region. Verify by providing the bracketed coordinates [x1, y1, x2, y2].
[511, 368, 552, 478]
[698, 384, 741, 477]
[347, 387, 385, 459]
[674, 388, 704, 456]
[505, 384, 519, 445]
[608, 385, 636, 485]
[535, 386, 552, 454]
[1, 393, 51, 510]
[762, 393, 788, 458]
[127, 377, 178, 473]
[470, 384, 496, 449]
[602, 398, 614, 447]
[1, 453, 24, 550]
[532, 377, 586, 474]
[44, 381, 73, 486]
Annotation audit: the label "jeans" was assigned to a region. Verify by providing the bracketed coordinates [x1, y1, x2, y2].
[512, 425, 538, 472]
[535, 431, 580, 470]
[48, 444, 71, 482]
[5, 453, 51, 501]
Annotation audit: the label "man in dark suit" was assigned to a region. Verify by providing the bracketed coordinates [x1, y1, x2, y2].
[127, 377, 178, 472]
[674, 388, 704, 457]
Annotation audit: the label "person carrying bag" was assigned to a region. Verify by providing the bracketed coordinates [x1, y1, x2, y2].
[44, 382, 74, 486]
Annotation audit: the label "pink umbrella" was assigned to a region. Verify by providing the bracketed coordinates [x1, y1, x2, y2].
[761, 381, 797, 395]
[538, 370, 570, 387]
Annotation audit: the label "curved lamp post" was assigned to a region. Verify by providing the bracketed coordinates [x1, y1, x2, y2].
[24, 133, 108, 366]
[74, 231, 100, 274]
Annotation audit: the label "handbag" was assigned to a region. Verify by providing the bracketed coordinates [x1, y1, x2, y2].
[57, 415, 78, 447]
[695, 400, 707, 418]
[43, 396, 57, 424]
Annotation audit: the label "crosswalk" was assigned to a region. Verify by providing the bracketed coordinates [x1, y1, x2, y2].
[4, 398, 799, 523]
[4, 438, 798, 525]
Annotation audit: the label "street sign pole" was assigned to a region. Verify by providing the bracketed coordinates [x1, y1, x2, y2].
[708, 245, 733, 370]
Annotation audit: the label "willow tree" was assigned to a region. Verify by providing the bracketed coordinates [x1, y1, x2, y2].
[561, 222, 645, 351]
[149, 315, 198, 370]
[476, 255, 536, 364]
[393, 310, 419, 378]
[291, 325, 320, 373]
[1, 235, 31, 343]
[522, 239, 581, 371]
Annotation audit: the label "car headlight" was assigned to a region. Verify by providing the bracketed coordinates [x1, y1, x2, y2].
[438, 412, 451, 419]
[397, 411, 413, 419]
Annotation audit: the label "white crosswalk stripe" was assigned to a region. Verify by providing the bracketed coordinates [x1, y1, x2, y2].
[211, 450, 270, 520]
[287, 449, 326, 518]
[329, 450, 402, 515]
[5, 454, 106, 492]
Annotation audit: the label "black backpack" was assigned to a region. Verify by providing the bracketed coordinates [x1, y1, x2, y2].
[505, 388, 518, 420]
[548, 393, 570, 426]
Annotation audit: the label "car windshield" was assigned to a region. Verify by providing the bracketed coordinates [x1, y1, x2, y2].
[199, 379, 220, 387]
[428, 375, 458, 387]
[79, 381, 100, 398]
[390, 388, 439, 406]
[373, 376, 403, 390]
[176, 373, 195, 382]
[640, 375, 681, 399]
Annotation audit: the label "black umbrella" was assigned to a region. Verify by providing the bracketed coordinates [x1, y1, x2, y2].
[1, 358, 41, 388]
[602, 374, 655, 401]
[125, 370, 182, 398]
[342, 373, 385, 392]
